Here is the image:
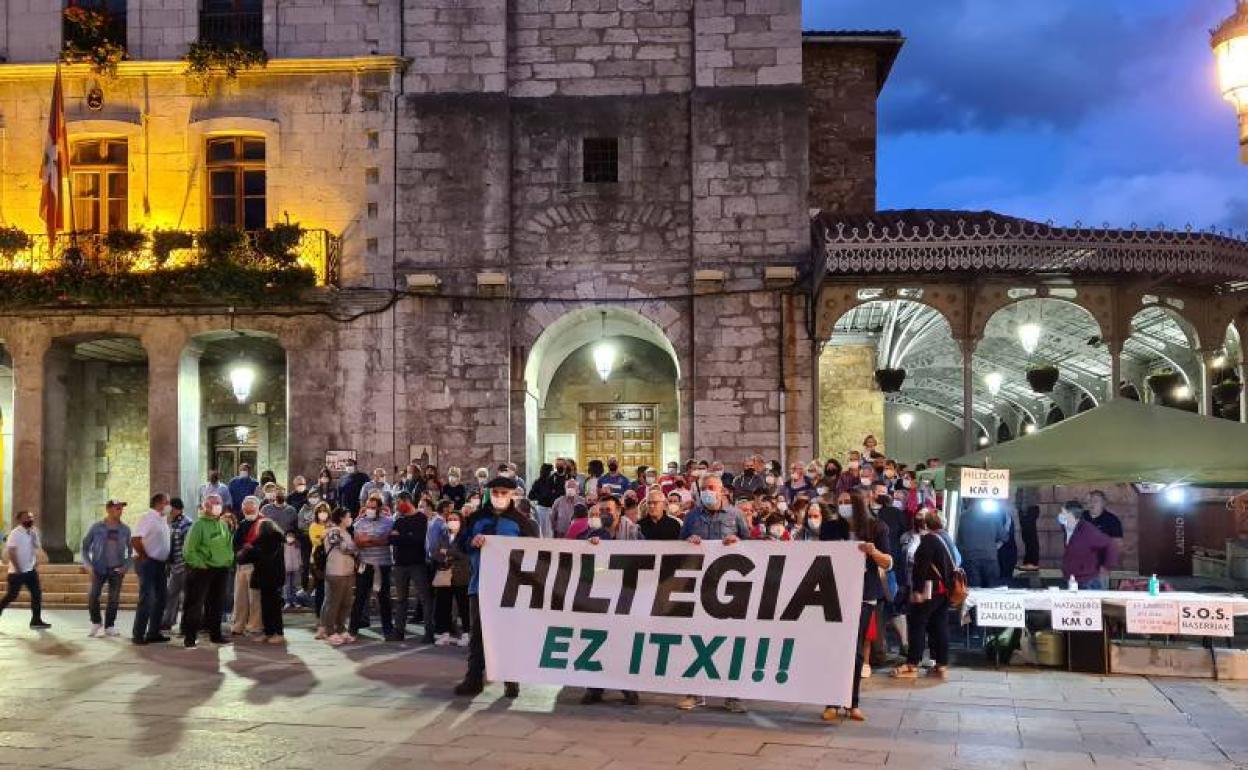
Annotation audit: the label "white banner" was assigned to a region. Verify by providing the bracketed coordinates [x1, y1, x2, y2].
[1126, 600, 1179, 634]
[477, 538, 866, 706]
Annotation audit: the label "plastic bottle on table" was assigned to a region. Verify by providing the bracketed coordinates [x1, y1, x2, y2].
[1067, 575, 1078, 591]
[1147, 574, 1159, 596]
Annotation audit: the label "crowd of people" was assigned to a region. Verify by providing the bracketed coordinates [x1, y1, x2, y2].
[0, 438, 1124, 722]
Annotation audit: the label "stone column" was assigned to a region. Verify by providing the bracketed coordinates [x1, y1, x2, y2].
[7, 327, 51, 536]
[1106, 337, 1123, 402]
[1199, 350, 1216, 417]
[143, 329, 193, 501]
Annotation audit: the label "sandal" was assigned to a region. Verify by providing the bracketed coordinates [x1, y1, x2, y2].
[890, 664, 919, 678]
[821, 706, 841, 722]
[931, 665, 949, 679]
[847, 708, 866, 722]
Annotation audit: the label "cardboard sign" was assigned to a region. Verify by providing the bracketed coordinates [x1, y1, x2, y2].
[1126, 600, 1179, 634]
[960, 468, 1010, 500]
[975, 597, 1026, 628]
[1178, 603, 1235, 637]
[324, 449, 357, 474]
[1051, 596, 1103, 632]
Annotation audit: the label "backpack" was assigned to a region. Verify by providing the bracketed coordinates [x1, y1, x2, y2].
[932, 532, 969, 609]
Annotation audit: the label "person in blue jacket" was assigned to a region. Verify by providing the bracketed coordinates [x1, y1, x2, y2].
[453, 475, 538, 698]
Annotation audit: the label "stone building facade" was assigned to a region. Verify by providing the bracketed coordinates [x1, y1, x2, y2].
[0, 2, 900, 555]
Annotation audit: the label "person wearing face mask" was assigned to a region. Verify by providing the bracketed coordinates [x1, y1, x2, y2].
[287, 476, 310, 513]
[160, 498, 192, 633]
[312, 467, 338, 507]
[892, 510, 955, 681]
[465, 467, 490, 500]
[781, 462, 814, 503]
[318, 508, 359, 645]
[638, 489, 681, 540]
[307, 502, 332, 618]
[429, 506, 471, 647]
[130, 493, 173, 645]
[527, 463, 559, 539]
[819, 495, 853, 541]
[282, 529, 302, 610]
[732, 455, 767, 497]
[261, 486, 298, 536]
[551, 479, 586, 539]
[349, 493, 396, 638]
[761, 513, 791, 541]
[199, 470, 234, 514]
[1058, 501, 1119, 590]
[296, 489, 324, 595]
[657, 462, 681, 496]
[441, 466, 467, 509]
[599, 458, 629, 496]
[0, 510, 51, 629]
[337, 461, 369, 514]
[677, 475, 751, 714]
[635, 466, 659, 498]
[388, 492, 435, 643]
[793, 500, 821, 542]
[229, 497, 266, 636]
[454, 476, 539, 697]
[576, 504, 642, 707]
[180, 494, 235, 648]
[227, 463, 260, 515]
[358, 468, 394, 511]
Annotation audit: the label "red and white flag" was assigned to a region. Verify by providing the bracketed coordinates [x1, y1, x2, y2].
[39, 67, 70, 243]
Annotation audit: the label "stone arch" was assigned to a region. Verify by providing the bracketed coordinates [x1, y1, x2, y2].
[970, 283, 1111, 343]
[816, 282, 966, 343]
[520, 304, 683, 480]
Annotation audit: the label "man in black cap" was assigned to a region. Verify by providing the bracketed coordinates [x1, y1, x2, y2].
[453, 475, 538, 697]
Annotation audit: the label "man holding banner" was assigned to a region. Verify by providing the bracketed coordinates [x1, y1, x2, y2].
[453, 475, 539, 698]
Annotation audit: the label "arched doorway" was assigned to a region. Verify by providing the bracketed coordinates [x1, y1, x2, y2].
[523, 308, 680, 479]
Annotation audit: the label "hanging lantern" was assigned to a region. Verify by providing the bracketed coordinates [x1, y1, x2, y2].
[984, 371, 1003, 397]
[1017, 322, 1042, 355]
[897, 412, 915, 431]
[229, 361, 255, 403]
[593, 311, 614, 382]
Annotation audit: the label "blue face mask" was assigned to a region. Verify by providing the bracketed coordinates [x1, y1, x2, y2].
[699, 490, 718, 508]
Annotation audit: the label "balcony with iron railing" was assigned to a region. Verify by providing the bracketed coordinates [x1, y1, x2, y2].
[198, 10, 264, 49]
[0, 227, 340, 306]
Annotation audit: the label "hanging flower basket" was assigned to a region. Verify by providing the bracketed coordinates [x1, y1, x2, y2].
[874, 368, 906, 393]
[1026, 365, 1059, 394]
[1213, 379, 1243, 406]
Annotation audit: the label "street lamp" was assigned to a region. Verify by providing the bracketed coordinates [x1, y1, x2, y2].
[984, 371, 1003, 397]
[1018, 323, 1042, 355]
[898, 412, 915, 431]
[1213, 1, 1248, 162]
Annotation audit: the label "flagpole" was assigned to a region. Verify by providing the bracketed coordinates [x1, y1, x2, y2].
[60, 67, 77, 257]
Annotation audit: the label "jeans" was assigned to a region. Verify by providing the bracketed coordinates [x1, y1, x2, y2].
[313, 578, 325, 616]
[906, 596, 950, 666]
[350, 564, 392, 634]
[180, 567, 228, 642]
[132, 558, 168, 641]
[434, 585, 470, 636]
[88, 571, 124, 627]
[162, 563, 187, 629]
[283, 571, 300, 605]
[964, 558, 1001, 588]
[392, 563, 434, 640]
[466, 595, 486, 682]
[0, 570, 43, 622]
[535, 505, 553, 539]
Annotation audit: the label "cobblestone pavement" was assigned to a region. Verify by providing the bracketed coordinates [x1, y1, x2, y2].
[0, 610, 1246, 770]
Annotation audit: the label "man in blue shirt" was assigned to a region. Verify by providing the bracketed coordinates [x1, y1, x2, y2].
[453, 476, 538, 698]
[227, 464, 259, 514]
[598, 458, 631, 496]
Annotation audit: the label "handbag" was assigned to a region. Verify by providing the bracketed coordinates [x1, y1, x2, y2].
[432, 567, 453, 588]
[931, 533, 969, 609]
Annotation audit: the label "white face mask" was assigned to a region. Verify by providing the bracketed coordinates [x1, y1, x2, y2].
[211, 504, 223, 516]
[448, 475, 460, 484]
[366, 508, 379, 518]
[776, 501, 788, 513]
[447, 520, 461, 534]
[316, 512, 329, 522]
[245, 512, 258, 521]
[769, 524, 786, 538]
[807, 516, 821, 528]
[816, 486, 828, 496]
[566, 486, 579, 497]
[162, 505, 172, 516]
[765, 475, 776, 486]
[588, 516, 603, 530]
[837, 504, 852, 518]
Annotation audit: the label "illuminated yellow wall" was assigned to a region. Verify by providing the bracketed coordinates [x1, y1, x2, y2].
[0, 65, 397, 286]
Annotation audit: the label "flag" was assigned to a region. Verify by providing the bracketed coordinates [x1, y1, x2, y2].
[39, 66, 70, 244]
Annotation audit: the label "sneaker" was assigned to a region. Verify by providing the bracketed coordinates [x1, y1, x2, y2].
[455, 634, 470, 648]
[723, 698, 746, 714]
[88, 624, 104, 638]
[104, 627, 121, 638]
[183, 638, 198, 649]
[580, 689, 604, 705]
[503, 682, 520, 699]
[29, 620, 51, 630]
[453, 679, 484, 697]
[314, 627, 328, 640]
[434, 633, 451, 646]
[677, 695, 705, 711]
[860, 662, 871, 679]
[265, 635, 286, 645]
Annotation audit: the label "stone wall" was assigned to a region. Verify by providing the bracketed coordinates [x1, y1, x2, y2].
[803, 41, 877, 213]
[129, 0, 197, 61]
[403, 0, 507, 94]
[693, 0, 802, 88]
[1027, 483, 1140, 573]
[819, 343, 883, 462]
[509, 0, 693, 98]
[199, 356, 289, 485]
[2, 0, 59, 63]
[269, 0, 400, 59]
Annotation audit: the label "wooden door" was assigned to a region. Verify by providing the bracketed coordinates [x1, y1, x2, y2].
[579, 403, 658, 473]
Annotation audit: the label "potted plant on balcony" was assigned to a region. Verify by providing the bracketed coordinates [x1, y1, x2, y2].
[61, 5, 126, 78]
[103, 228, 147, 266]
[873, 367, 906, 393]
[254, 222, 304, 267]
[0, 226, 32, 262]
[1026, 364, 1060, 394]
[198, 226, 245, 265]
[183, 41, 268, 93]
[151, 229, 194, 267]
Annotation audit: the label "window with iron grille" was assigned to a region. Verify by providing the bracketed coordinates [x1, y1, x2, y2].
[64, 0, 127, 49]
[200, 0, 263, 48]
[206, 136, 266, 230]
[582, 137, 619, 184]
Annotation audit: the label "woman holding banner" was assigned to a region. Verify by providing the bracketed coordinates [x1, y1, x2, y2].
[821, 491, 893, 723]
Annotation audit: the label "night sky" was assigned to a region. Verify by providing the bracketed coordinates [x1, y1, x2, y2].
[804, 0, 1248, 230]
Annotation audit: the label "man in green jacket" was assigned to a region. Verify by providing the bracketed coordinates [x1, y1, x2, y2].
[180, 494, 235, 648]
